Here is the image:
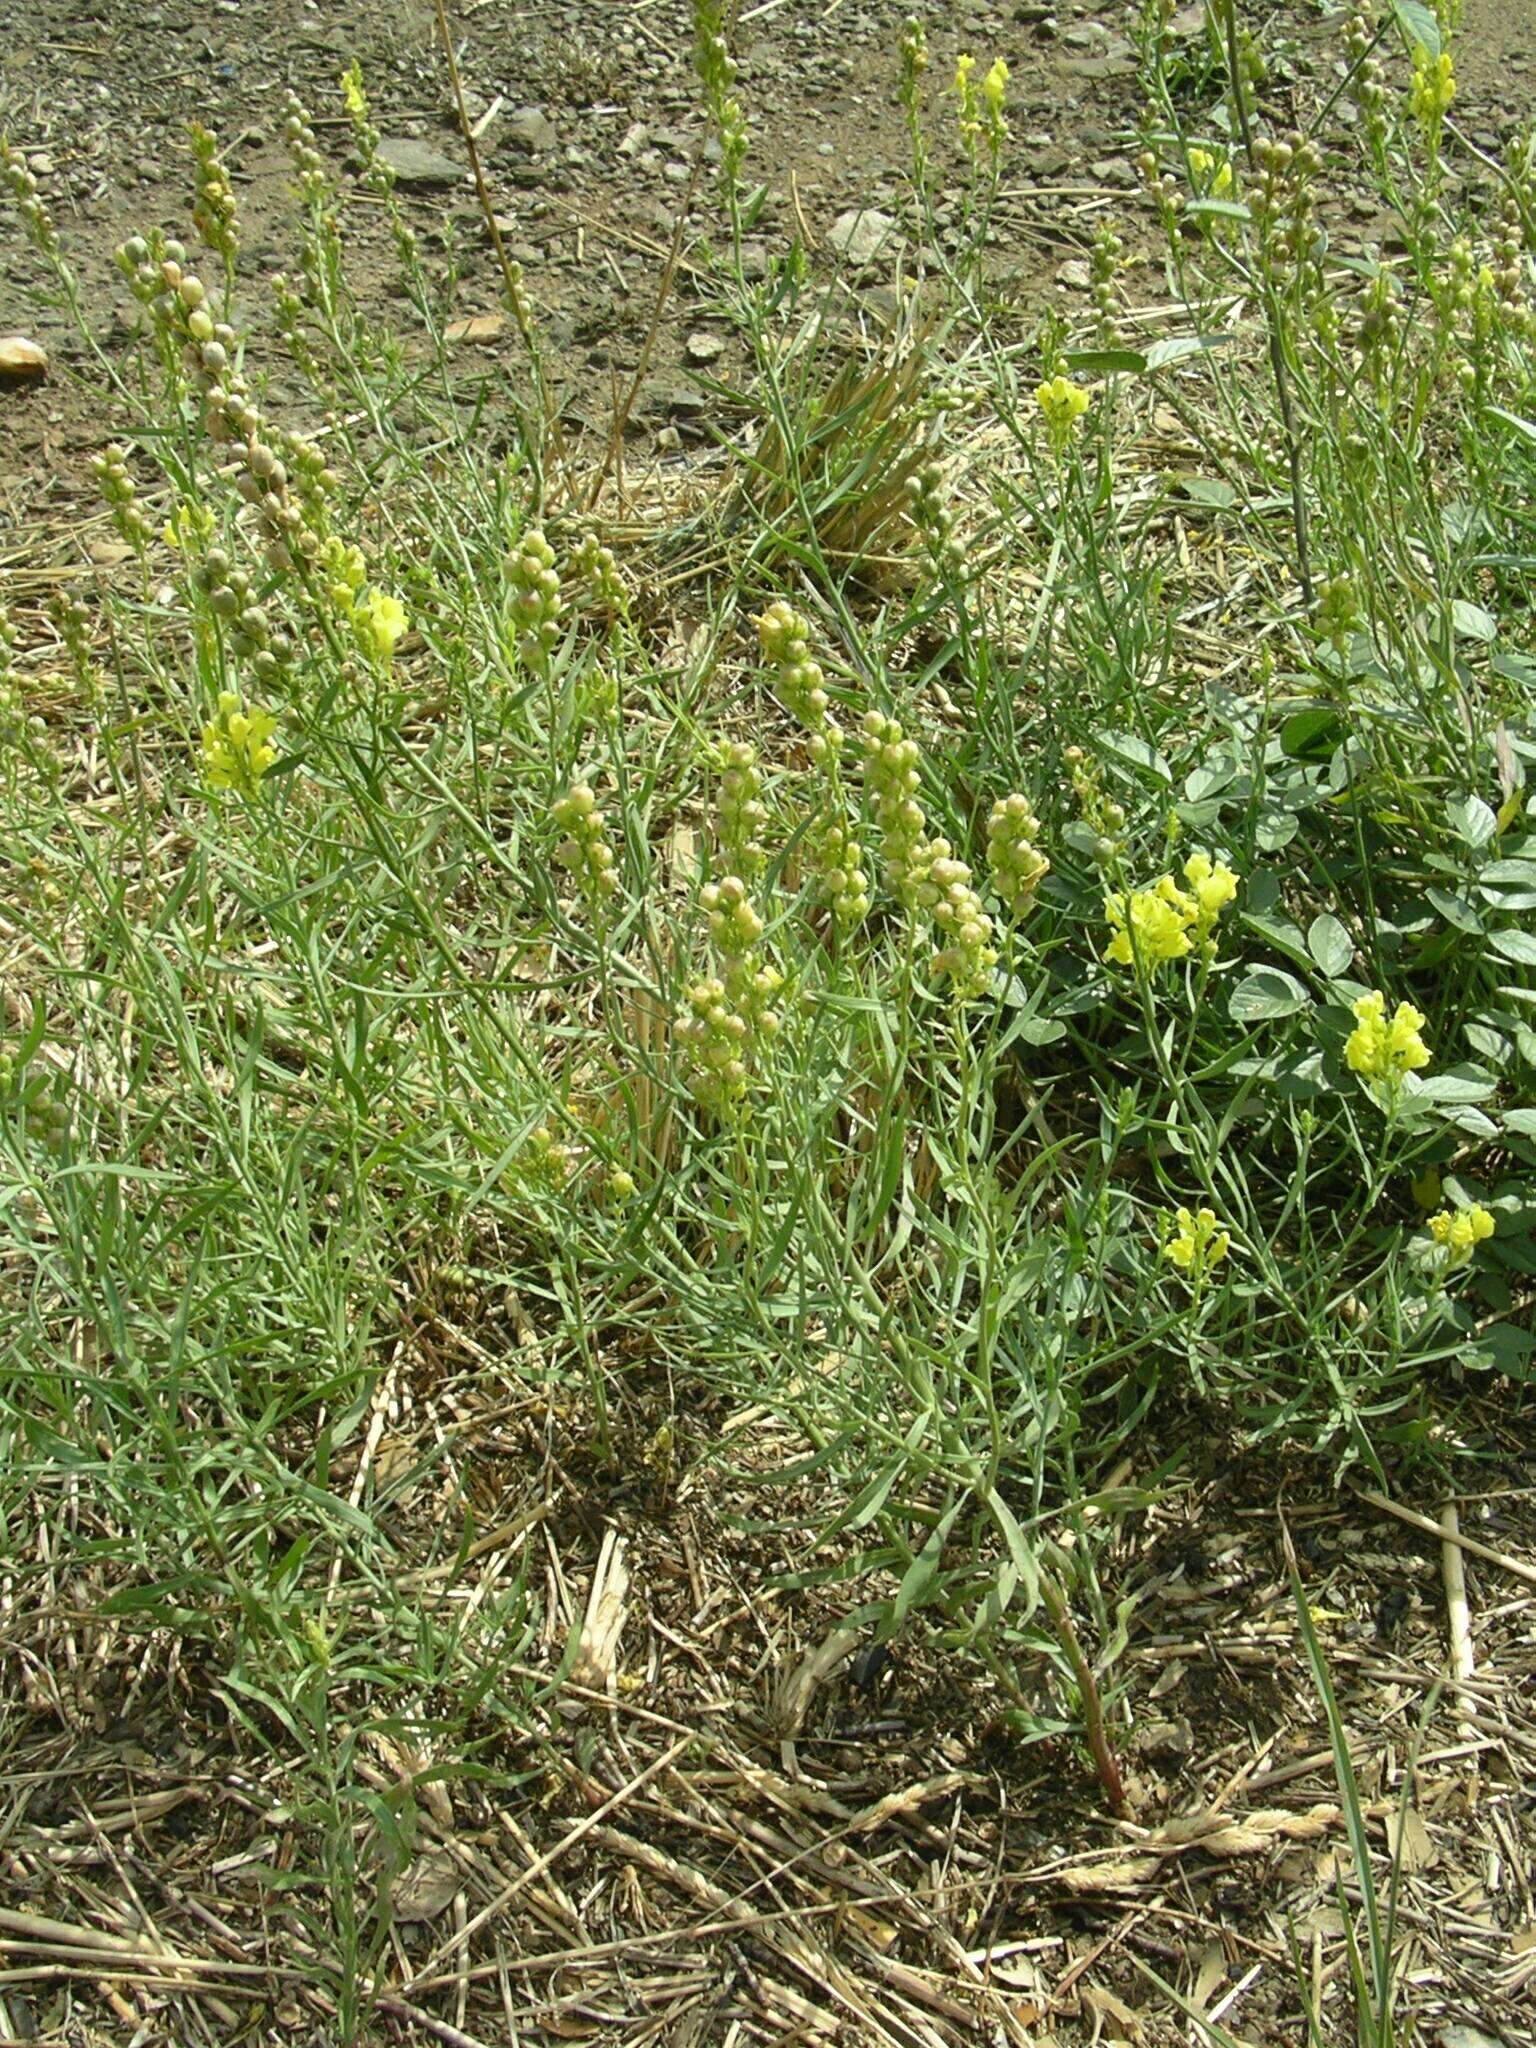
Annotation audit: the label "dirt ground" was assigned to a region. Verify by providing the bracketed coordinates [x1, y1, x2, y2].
[5, 0, 1536, 493]
[3, 2, 1536, 2045]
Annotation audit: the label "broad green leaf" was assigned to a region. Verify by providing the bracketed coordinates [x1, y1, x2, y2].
[1451, 599, 1497, 643]
[1492, 929, 1536, 967]
[1176, 475, 1239, 509]
[1062, 347, 1147, 376]
[1095, 728, 1173, 782]
[1144, 333, 1234, 372]
[1446, 792, 1496, 849]
[1280, 706, 1344, 760]
[1307, 913, 1353, 978]
[1392, 0, 1439, 55]
[1230, 967, 1313, 1021]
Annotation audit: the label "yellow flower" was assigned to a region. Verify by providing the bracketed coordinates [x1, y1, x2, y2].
[1426, 1202, 1494, 1267]
[1411, 47, 1455, 128]
[342, 66, 367, 119]
[322, 538, 368, 610]
[1104, 849, 1236, 969]
[201, 689, 277, 798]
[355, 588, 408, 665]
[1181, 849, 1238, 938]
[1186, 146, 1234, 199]
[982, 58, 1008, 146]
[1164, 1205, 1231, 1284]
[1036, 373, 1090, 452]
[954, 53, 981, 154]
[163, 501, 215, 552]
[1105, 885, 1192, 967]
[1345, 990, 1431, 1091]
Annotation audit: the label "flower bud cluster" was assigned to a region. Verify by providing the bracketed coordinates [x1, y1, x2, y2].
[573, 533, 627, 618]
[905, 461, 963, 573]
[1091, 219, 1124, 341]
[553, 782, 620, 921]
[863, 712, 995, 994]
[680, 874, 782, 1111]
[986, 794, 1049, 920]
[49, 590, 97, 699]
[281, 92, 328, 204]
[117, 232, 337, 576]
[195, 548, 294, 685]
[1343, 12, 1386, 143]
[692, 0, 748, 183]
[2, 140, 58, 254]
[189, 122, 239, 270]
[1250, 132, 1324, 272]
[1064, 745, 1126, 868]
[758, 601, 840, 760]
[509, 529, 563, 664]
[716, 740, 768, 877]
[90, 445, 153, 551]
[913, 839, 997, 998]
[520, 1122, 574, 1192]
[1314, 572, 1361, 658]
[862, 712, 928, 899]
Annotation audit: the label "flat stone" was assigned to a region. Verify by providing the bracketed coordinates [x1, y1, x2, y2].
[828, 207, 897, 265]
[444, 312, 507, 345]
[685, 330, 726, 364]
[0, 336, 48, 383]
[377, 137, 465, 188]
[506, 106, 557, 154]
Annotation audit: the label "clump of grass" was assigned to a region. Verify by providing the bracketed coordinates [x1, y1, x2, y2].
[2, 0, 1534, 2023]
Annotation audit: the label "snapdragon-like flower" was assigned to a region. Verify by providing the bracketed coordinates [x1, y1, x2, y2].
[1163, 1205, 1231, 1285]
[1345, 990, 1431, 1094]
[354, 587, 408, 666]
[201, 690, 277, 798]
[1036, 373, 1090, 453]
[1426, 1202, 1494, 1268]
[1411, 47, 1455, 132]
[1187, 145, 1234, 198]
[1105, 851, 1237, 969]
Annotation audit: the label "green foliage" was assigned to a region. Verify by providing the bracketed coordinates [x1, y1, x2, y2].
[1, 3, 1534, 2016]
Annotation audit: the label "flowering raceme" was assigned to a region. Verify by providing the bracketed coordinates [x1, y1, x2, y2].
[1163, 1205, 1231, 1285]
[1036, 374, 1090, 453]
[201, 690, 277, 797]
[1104, 851, 1238, 970]
[1345, 990, 1430, 1094]
[1427, 1202, 1494, 1268]
[354, 588, 408, 666]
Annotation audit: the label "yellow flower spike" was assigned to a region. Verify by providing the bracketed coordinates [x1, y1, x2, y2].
[1163, 1204, 1232, 1286]
[1345, 989, 1430, 1094]
[1426, 1202, 1494, 1269]
[201, 689, 278, 798]
[1036, 373, 1091, 455]
[164, 501, 215, 553]
[354, 587, 408, 665]
[1104, 885, 1193, 968]
[1410, 47, 1455, 129]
